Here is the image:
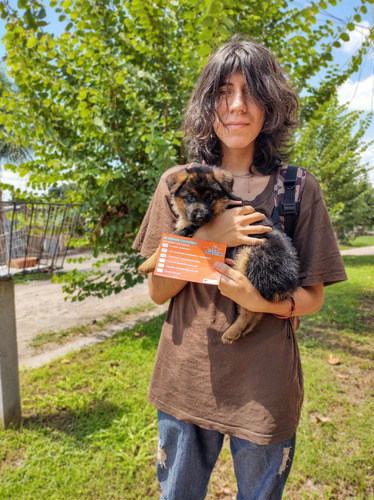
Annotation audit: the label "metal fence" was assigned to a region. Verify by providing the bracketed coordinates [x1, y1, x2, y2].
[0, 202, 82, 278]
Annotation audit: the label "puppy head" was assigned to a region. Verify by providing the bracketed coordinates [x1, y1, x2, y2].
[167, 164, 234, 226]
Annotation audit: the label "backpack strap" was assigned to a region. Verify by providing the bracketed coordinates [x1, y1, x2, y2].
[271, 164, 307, 240]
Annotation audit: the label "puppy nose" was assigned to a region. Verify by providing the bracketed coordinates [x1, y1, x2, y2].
[195, 213, 206, 221]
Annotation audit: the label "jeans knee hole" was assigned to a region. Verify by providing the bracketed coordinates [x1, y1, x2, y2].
[278, 446, 291, 476]
[157, 444, 167, 469]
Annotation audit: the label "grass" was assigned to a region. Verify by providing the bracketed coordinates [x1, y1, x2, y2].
[339, 234, 374, 250]
[28, 303, 157, 350]
[0, 255, 373, 499]
[12, 271, 66, 284]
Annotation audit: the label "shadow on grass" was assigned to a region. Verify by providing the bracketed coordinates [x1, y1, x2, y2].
[114, 313, 166, 351]
[297, 326, 373, 359]
[22, 399, 126, 440]
[309, 282, 373, 334]
[342, 255, 374, 267]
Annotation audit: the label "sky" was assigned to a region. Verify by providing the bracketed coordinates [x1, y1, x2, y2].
[0, 0, 373, 191]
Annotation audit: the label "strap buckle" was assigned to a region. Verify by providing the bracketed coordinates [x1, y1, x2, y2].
[284, 179, 296, 190]
[280, 202, 300, 216]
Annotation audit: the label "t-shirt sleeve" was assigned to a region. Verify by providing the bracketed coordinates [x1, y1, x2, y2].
[132, 169, 179, 258]
[292, 172, 347, 287]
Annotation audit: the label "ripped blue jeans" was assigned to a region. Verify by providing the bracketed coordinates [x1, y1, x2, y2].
[157, 410, 295, 500]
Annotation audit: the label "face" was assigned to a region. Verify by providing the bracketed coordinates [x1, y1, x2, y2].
[213, 72, 265, 158]
[167, 166, 233, 226]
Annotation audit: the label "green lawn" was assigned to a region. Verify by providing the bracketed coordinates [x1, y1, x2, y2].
[0, 255, 373, 499]
[339, 234, 374, 250]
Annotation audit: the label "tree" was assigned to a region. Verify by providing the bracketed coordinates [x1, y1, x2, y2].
[292, 94, 374, 242]
[0, 67, 31, 200]
[0, 0, 373, 299]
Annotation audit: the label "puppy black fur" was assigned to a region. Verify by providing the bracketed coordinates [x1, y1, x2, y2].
[138, 163, 300, 343]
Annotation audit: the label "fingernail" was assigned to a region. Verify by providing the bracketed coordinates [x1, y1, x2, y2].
[214, 262, 223, 270]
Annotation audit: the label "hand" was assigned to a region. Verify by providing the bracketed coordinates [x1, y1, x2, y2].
[195, 205, 272, 247]
[214, 262, 266, 312]
[214, 262, 326, 317]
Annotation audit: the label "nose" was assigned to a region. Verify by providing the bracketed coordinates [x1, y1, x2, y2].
[191, 207, 209, 224]
[229, 91, 246, 115]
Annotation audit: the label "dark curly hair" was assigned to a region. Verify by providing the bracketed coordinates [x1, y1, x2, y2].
[183, 35, 299, 174]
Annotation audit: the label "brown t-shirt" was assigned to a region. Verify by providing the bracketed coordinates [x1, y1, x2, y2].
[133, 165, 347, 444]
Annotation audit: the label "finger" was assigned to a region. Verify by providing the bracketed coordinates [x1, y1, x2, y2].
[227, 200, 243, 207]
[237, 205, 255, 215]
[242, 212, 267, 224]
[244, 236, 267, 245]
[225, 257, 236, 266]
[214, 262, 241, 281]
[246, 224, 272, 235]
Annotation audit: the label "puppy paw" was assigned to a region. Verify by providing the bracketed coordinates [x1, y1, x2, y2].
[138, 262, 154, 274]
[221, 332, 240, 344]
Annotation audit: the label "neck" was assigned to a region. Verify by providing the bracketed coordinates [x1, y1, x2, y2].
[220, 147, 257, 175]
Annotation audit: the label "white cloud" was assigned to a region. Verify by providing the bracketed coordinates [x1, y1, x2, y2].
[337, 75, 374, 112]
[339, 20, 371, 55]
[337, 80, 374, 186]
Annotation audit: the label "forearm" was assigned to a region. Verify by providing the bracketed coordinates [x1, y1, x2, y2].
[261, 284, 324, 317]
[147, 273, 187, 304]
[214, 262, 324, 317]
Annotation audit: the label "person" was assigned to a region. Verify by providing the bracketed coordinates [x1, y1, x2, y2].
[133, 35, 347, 500]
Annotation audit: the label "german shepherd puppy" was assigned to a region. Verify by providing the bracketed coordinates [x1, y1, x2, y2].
[138, 163, 300, 343]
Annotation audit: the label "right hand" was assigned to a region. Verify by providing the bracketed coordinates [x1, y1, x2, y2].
[194, 205, 272, 247]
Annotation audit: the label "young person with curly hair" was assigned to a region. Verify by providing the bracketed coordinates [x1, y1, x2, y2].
[133, 35, 347, 500]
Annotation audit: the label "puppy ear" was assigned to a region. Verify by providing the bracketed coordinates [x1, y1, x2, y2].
[213, 168, 234, 193]
[166, 169, 189, 194]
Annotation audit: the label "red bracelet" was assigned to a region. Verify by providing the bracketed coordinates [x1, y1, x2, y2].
[273, 297, 296, 319]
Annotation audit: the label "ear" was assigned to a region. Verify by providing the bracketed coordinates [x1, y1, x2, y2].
[166, 169, 189, 195]
[213, 168, 234, 193]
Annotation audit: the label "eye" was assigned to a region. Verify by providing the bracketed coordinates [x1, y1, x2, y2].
[218, 88, 231, 97]
[205, 194, 215, 203]
[186, 194, 195, 203]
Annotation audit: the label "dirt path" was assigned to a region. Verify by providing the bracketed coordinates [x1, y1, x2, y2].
[340, 245, 374, 256]
[14, 253, 166, 369]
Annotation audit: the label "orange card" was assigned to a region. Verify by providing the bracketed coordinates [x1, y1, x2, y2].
[154, 233, 227, 285]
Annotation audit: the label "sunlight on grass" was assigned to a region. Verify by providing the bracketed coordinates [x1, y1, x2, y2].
[339, 234, 374, 250]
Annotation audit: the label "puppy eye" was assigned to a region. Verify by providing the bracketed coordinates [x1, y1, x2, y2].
[205, 195, 215, 203]
[186, 194, 195, 203]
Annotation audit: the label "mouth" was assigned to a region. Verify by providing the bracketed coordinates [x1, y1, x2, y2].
[225, 122, 249, 130]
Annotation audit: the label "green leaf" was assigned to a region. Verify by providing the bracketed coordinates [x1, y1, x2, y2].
[197, 44, 211, 57]
[26, 36, 38, 48]
[61, 0, 73, 10]
[36, 7, 47, 19]
[79, 108, 90, 118]
[93, 117, 104, 127]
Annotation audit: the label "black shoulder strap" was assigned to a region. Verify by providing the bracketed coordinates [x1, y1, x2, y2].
[271, 165, 302, 240]
[280, 165, 300, 239]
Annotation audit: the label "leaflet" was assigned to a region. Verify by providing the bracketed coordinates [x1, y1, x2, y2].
[153, 233, 227, 285]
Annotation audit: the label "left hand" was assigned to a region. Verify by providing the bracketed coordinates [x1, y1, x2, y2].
[214, 262, 326, 318]
[214, 262, 266, 312]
